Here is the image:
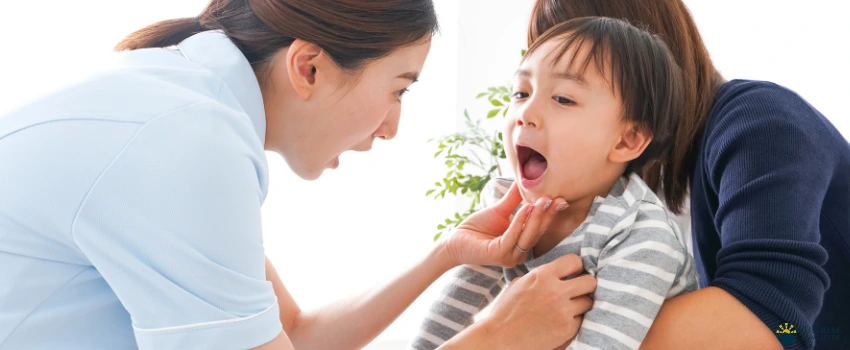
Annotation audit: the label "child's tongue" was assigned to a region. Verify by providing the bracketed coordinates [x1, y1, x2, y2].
[523, 153, 547, 180]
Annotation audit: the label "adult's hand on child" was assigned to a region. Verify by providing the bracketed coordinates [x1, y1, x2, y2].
[439, 182, 568, 268]
[439, 254, 596, 350]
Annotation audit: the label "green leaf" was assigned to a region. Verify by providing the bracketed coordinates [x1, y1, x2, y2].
[426, 189, 435, 196]
[487, 109, 499, 118]
[445, 218, 452, 225]
[490, 99, 503, 107]
[503, 95, 511, 103]
[488, 87, 499, 93]
[433, 232, 442, 242]
[499, 86, 510, 93]
[521, 49, 527, 56]
[437, 224, 445, 230]
[502, 107, 509, 117]
[435, 182, 442, 187]
[434, 149, 443, 158]
[476, 92, 488, 99]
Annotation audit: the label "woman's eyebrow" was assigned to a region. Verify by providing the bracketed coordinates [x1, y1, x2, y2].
[397, 72, 419, 83]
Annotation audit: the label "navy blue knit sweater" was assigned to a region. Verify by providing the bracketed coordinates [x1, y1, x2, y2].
[691, 79, 850, 350]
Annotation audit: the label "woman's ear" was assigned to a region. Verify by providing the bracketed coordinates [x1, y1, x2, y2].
[285, 39, 323, 100]
[609, 125, 652, 164]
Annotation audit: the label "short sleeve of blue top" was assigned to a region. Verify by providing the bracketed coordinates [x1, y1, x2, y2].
[0, 31, 282, 349]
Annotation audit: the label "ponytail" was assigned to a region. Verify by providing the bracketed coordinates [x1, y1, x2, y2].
[115, 17, 205, 51]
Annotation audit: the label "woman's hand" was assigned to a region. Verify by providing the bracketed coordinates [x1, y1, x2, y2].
[438, 182, 568, 268]
[439, 254, 596, 350]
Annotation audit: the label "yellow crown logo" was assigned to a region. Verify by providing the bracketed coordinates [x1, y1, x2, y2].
[776, 323, 797, 335]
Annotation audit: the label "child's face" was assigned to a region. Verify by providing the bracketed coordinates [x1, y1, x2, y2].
[505, 40, 631, 204]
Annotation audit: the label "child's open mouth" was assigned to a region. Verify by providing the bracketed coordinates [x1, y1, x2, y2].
[517, 145, 547, 188]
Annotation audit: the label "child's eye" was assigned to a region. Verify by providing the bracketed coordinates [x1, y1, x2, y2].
[511, 91, 529, 100]
[553, 96, 576, 105]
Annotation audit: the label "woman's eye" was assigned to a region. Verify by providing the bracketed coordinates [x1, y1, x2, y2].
[511, 91, 529, 100]
[553, 96, 576, 105]
[395, 88, 410, 99]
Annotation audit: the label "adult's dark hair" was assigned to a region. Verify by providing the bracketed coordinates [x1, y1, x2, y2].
[526, 17, 683, 203]
[116, 0, 438, 72]
[529, 0, 724, 214]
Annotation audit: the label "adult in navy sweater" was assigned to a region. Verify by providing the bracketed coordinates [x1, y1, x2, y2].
[529, 1, 849, 349]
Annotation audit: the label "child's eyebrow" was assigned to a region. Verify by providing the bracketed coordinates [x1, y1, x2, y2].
[514, 69, 589, 89]
[552, 70, 588, 88]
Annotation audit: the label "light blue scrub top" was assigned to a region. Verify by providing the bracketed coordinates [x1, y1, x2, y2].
[0, 31, 282, 349]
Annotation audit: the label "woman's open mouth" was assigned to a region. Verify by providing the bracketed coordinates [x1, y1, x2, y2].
[517, 145, 547, 188]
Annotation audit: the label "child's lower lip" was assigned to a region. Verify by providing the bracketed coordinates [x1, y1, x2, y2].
[520, 171, 545, 188]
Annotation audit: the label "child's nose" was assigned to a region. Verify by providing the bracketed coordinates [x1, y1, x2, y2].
[517, 111, 540, 128]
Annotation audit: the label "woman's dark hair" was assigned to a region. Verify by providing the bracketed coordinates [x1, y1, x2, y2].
[526, 17, 683, 194]
[529, 0, 724, 214]
[115, 0, 438, 72]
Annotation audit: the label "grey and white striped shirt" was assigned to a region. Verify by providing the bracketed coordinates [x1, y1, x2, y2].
[410, 173, 698, 350]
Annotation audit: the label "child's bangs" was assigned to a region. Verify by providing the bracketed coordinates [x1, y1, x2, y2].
[524, 19, 629, 96]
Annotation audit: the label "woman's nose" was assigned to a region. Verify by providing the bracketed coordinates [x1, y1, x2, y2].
[376, 106, 401, 140]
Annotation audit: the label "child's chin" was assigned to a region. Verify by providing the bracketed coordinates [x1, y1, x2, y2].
[518, 186, 544, 204]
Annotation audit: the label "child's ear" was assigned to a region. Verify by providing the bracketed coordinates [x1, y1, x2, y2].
[609, 125, 652, 164]
[285, 39, 324, 100]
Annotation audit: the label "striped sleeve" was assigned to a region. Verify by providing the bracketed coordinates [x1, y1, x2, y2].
[569, 206, 688, 350]
[408, 265, 505, 350]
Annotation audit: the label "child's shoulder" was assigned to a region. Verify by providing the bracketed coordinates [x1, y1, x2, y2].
[608, 174, 689, 251]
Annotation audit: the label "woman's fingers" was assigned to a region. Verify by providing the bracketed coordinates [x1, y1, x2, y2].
[518, 197, 568, 253]
[499, 195, 570, 265]
[483, 254, 597, 349]
[565, 274, 598, 297]
[511, 196, 551, 260]
[496, 203, 535, 264]
[570, 295, 594, 316]
[540, 254, 586, 280]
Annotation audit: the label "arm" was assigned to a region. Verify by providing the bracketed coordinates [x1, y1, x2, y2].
[409, 265, 505, 350]
[569, 212, 688, 350]
[265, 182, 579, 350]
[640, 287, 781, 350]
[643, 84, 832, 350]
[264, 246, 456, 350]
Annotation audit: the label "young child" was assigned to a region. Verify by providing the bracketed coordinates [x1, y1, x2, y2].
[410, 17, 699, 350]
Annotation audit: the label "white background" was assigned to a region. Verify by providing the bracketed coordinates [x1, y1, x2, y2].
[1, 1, 847, 348]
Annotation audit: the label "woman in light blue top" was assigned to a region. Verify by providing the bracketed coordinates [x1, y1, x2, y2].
[0, 0, 595, 349]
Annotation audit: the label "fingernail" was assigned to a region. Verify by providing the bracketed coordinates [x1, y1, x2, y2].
[543, 200, 553, 211]
[557, 202, 569, 211]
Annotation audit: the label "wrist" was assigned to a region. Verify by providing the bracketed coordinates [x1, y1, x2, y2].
[440, 318, 505, 350]
[430, 240, 460, 274]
